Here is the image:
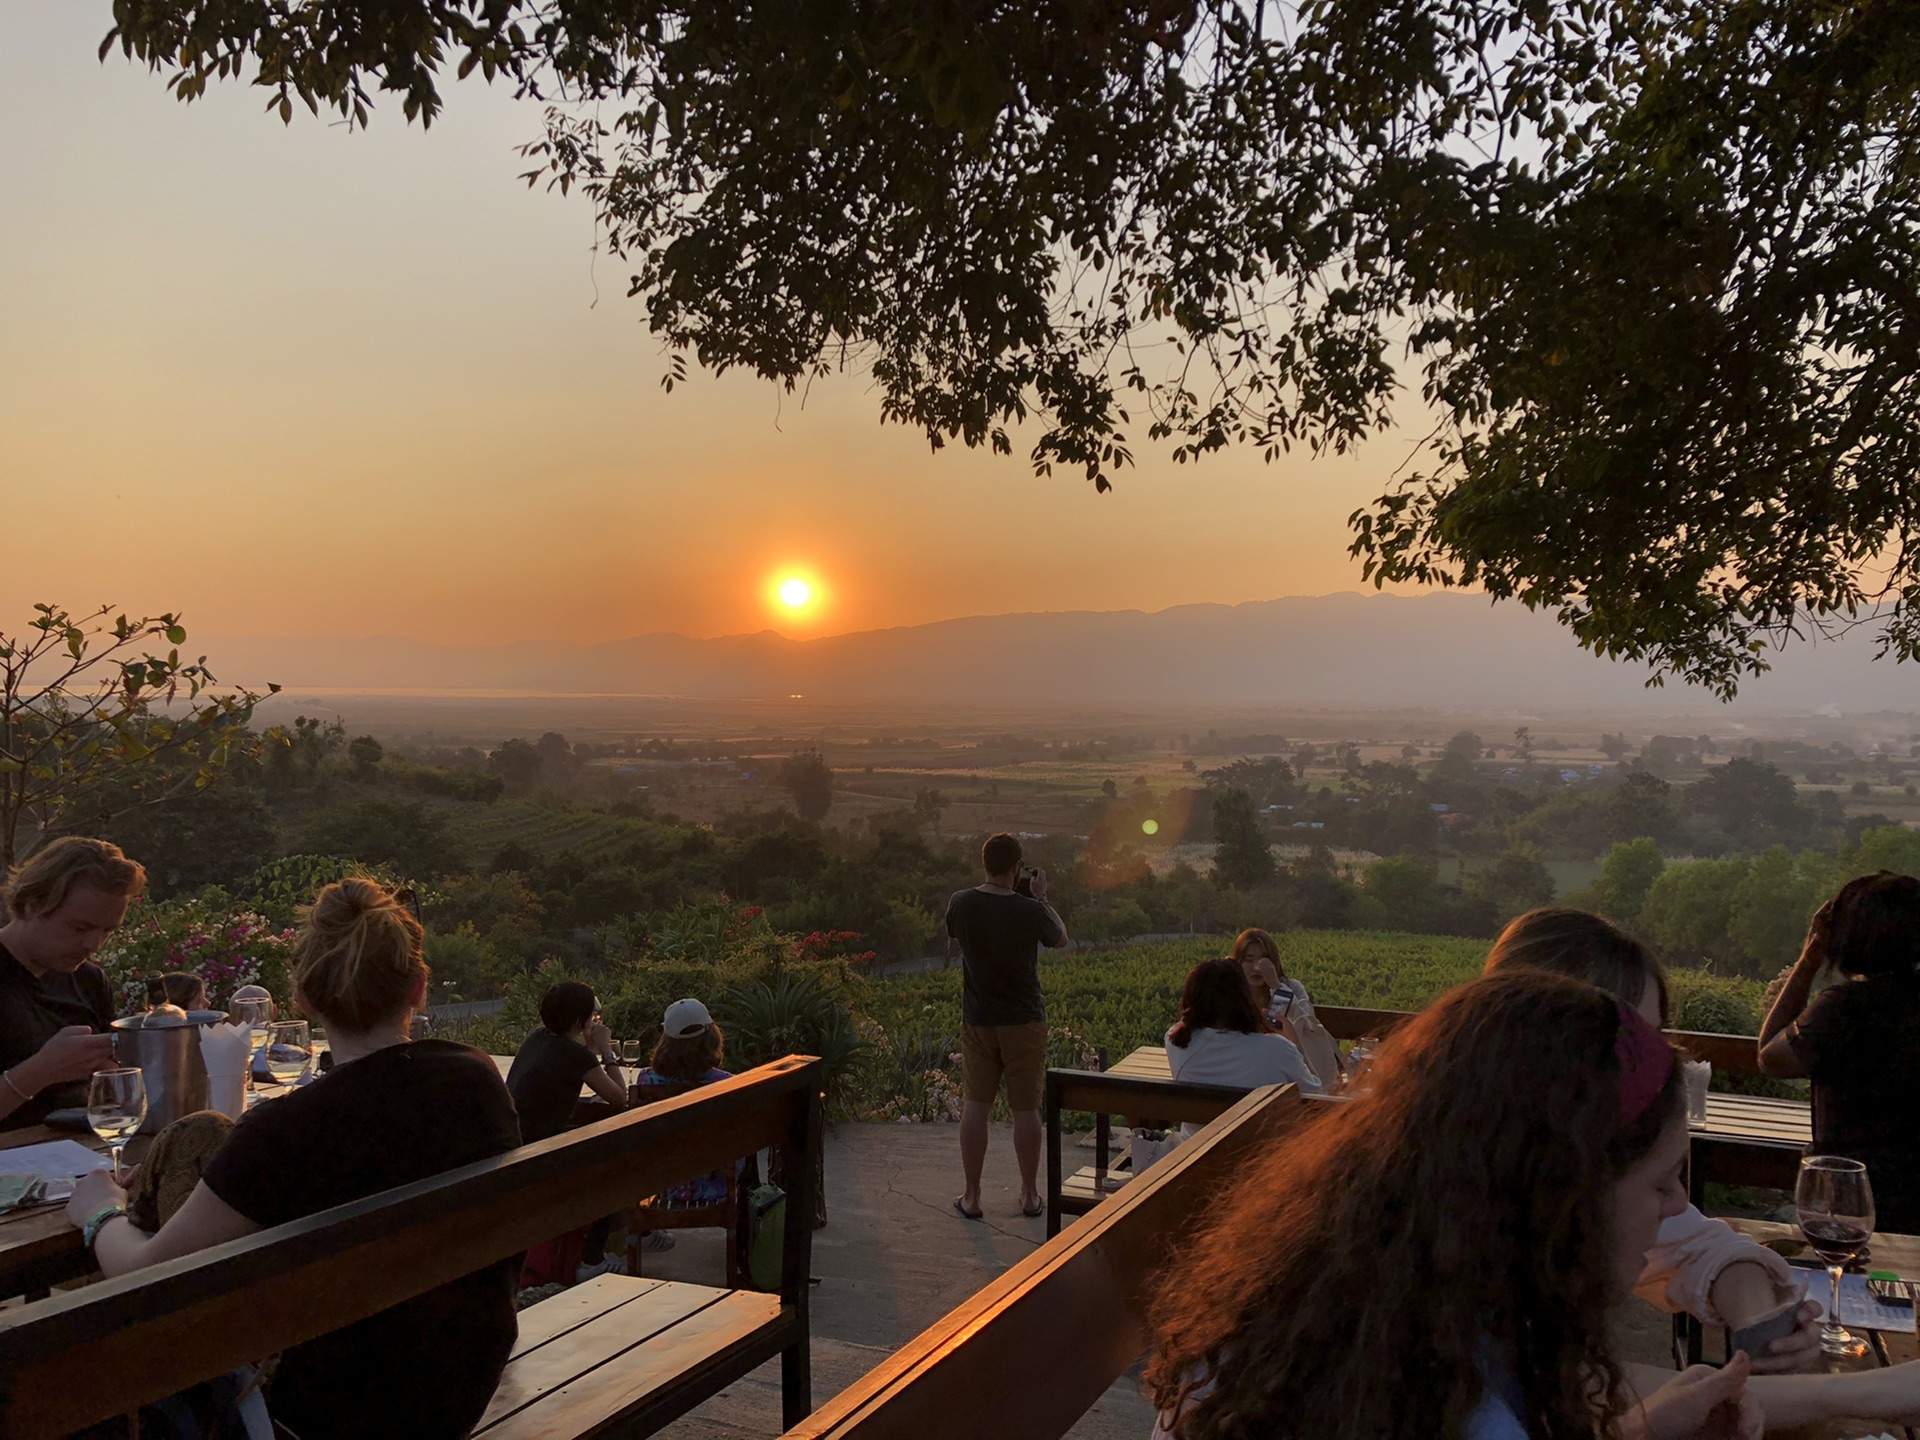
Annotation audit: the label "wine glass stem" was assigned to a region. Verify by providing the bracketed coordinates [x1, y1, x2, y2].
[1829, 1264, 1845, 1335]
[110, 1142, 123, 1184]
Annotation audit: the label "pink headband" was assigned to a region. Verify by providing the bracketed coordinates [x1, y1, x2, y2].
[1616, 1001, 1675, 1126]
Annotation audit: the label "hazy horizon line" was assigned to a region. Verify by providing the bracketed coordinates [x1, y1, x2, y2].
[201, 588, 1464, 649]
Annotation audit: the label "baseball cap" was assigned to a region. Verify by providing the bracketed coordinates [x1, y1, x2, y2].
[662, 997, 713, 1039]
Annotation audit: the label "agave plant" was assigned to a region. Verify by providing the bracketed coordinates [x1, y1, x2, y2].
[717, 973, 872, 1118]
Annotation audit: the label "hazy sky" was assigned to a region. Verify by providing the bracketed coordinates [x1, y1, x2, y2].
[2, 3, 1430, 646]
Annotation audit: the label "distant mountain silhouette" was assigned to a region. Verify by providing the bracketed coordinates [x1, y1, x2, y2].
[207, 592, 1920, 712]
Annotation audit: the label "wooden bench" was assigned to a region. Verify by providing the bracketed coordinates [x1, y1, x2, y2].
[783, 1083, 1305, 1440]
[0, 1055, 822, 1440]
[1043, 1067, 1266, 1238]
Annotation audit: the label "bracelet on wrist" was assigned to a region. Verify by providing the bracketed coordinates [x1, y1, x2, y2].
[82, 1204, 127, 1250]
[0, 1069, 29, 1104]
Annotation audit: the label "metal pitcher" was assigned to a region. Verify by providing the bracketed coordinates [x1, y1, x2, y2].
[111, 1009, 229, 1134]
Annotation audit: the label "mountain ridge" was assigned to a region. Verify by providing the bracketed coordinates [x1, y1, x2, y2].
[204, 592, 1920, 712]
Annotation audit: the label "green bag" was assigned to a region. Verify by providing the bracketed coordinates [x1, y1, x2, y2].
[746, 1182, 786, 1292]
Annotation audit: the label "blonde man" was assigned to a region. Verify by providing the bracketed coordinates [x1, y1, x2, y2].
[0, 838, 146, 1128]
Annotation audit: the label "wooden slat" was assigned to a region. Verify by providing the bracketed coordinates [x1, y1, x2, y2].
[1310, 1005, 1413, 1042]
[481, 1290, 786, 1440]
[1310, 1005, 1770, 1077]
[508, 1275, 672, 1360]
[0, 1056, 822, 1440]
[1052, 1069, 1255, 1128]
[480, 1280, 745, 1430]
[1111, 1046, 1812, 1144]
[789, 1084, 1306, 1440]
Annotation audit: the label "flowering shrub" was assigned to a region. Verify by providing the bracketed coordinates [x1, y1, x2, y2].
[95, 896, 296, 1016]
[795, 929, 878, 970]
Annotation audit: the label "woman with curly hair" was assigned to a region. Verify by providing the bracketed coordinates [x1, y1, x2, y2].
[1486, 908, 1818, 1371]
[1488, 908, 1920, 1427]
[1145, 971, 1757, 1440]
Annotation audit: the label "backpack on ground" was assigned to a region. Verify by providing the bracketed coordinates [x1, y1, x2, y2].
[745, 1181, 786, 1292]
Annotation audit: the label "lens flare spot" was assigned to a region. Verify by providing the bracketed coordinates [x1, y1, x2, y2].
[1141, 819, 1160, 836]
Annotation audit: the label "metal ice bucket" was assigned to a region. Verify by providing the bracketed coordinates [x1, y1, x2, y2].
[111, 1009, 228, 1134]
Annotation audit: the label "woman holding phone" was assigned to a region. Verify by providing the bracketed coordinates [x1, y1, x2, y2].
[1230, 928, 1340, 1086]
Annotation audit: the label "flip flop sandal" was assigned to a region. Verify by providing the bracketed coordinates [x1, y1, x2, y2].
[953, 1197, 984, 1221]
[1020, 1200, 1045, 1218]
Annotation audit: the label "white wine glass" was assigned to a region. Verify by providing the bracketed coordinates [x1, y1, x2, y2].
[264, 1021, 313, 1087]
[86, 1068, 147, 1182]
[1797, 1155, 1876, 1359]
[230, 997, 271, 1100]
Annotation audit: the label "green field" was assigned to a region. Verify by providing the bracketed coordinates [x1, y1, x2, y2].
[423, 797, 650, 862]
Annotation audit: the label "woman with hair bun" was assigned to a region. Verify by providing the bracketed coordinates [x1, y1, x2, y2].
[67, 877, 522, 1439]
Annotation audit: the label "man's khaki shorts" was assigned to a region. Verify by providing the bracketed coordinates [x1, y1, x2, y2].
[960, 1021, 1050, 1111]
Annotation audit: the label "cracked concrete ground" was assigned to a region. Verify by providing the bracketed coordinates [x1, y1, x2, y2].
[642, 1120, 1158, 1439]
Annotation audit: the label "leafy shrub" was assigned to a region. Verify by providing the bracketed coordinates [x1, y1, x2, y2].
[1670, 985, 1757, 1037]
[718, 973, 873, 1118]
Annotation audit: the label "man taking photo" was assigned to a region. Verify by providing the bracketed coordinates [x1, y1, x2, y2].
[943, 833, 1069, 1220]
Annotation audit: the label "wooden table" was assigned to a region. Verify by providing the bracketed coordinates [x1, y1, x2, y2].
[0, 1124, 152, 1298]
[1726, 1218, 1920, 1364]
[1110, 1045, 1813, 1201]
[0, 1072, 314, 1301]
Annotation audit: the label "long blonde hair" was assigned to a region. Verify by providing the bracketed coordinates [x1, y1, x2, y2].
[292, 877, 427, 1033]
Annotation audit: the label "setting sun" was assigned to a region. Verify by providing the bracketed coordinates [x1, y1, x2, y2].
[767, 570, 828, 626]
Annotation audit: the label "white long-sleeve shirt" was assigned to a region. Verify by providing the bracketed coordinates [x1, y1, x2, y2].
[1634, 1204, 1799, 1323]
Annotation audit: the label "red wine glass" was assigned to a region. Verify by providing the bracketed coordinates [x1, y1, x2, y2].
[1796, 1155, 1875, 1359]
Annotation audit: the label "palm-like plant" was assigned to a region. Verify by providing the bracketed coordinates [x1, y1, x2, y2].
[717, 973, 871, 1118]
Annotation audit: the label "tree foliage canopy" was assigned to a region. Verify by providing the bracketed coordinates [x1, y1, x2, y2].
[0, 603, 272, 867]
[101, 0, 1920, 692]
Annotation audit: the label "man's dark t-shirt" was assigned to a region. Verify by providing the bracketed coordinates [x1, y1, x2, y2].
[506, 1025, 597, 1143]
[202, 1040, 521, 1439]
[1790, 970, 1920, 1231]
[0, 943, 114, 1128]
[944, 888, 1064, 1027]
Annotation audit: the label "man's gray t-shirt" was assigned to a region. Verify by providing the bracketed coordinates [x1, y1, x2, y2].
[944, 888, 1064, 1027]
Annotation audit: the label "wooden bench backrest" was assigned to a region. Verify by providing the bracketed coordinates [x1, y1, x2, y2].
[788, 1083, 1306, 1440]
[0, 1055, 823, 1440]
[1312, 1004, 1762, 1076]
[1050, 1069, 1259, 1128]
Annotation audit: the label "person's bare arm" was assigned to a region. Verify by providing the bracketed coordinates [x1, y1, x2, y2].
[584, 1064, 628, 1108]
[68, 1173, 260, 1277]
[1029, 870, 1070, 948]
[0, 1026, 117, 1124]
[1758, 902, 1831, 1078]
[1709, 1263, 1821, 1373]
[1626, 1354, 1920, 1429]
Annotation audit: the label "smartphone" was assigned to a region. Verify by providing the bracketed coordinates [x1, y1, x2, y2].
[1729, 1295, 1804, 1361]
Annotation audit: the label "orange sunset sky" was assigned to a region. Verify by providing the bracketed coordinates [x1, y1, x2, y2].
[2, 4, 1428, 647]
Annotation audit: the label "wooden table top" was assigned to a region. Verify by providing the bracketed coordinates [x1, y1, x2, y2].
[0, 1123, 154, 1296]
[0, 1076, 311, 1298]
[1110, 1046, 1813, 1147]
